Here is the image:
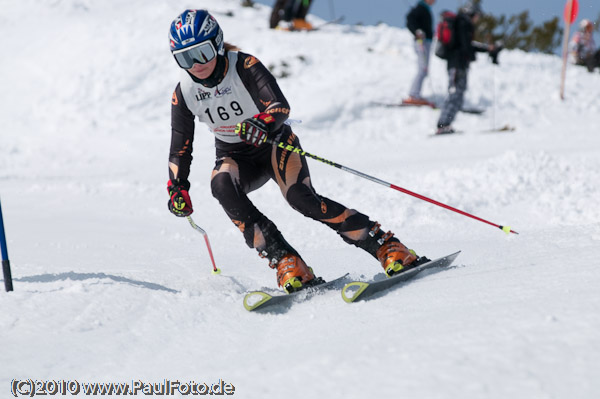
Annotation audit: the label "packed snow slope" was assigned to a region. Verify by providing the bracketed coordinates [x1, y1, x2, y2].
[1, 1, 599, 398]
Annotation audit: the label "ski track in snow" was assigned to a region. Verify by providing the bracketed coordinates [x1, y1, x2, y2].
[1, 1, 600, 398]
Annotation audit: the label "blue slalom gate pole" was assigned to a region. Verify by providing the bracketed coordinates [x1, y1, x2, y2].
[0, 198, 14, 292]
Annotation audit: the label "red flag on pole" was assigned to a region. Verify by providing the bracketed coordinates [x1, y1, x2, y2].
[563, 0, 579, 24]
[560, 0, 580, 100]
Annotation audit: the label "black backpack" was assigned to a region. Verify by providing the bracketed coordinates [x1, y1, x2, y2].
[434, 11, 456, 59]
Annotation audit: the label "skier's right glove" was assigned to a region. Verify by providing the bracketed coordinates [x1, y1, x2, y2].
[167, 178, 193, 217]
[235, 112, 276, 147]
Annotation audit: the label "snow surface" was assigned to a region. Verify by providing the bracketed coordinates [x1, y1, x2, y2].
[1, 1, 600, 398]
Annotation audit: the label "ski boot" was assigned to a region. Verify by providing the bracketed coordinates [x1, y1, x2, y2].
[292, 18, 314, 31]
[272, 254, 322, 294]
[436, 124, 456, 135]
[366, 223, 430, 277]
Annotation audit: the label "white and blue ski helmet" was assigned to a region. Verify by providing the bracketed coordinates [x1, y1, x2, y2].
[169, 10, 224, 68]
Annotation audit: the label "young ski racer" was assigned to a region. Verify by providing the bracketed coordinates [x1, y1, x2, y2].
[166, 10, 429, 293]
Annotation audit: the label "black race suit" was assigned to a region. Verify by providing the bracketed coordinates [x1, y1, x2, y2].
[169, 51, 380, 264]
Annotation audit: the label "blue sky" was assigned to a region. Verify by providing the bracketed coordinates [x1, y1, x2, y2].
[252, 0, 600, 39]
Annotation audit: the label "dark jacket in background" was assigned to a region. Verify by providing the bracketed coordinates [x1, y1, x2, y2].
[270, 0, 313, 28]
[406, 1, 433, 40]
[447, 11, 488, 69]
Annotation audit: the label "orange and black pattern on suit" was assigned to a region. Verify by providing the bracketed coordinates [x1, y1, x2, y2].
[210, 126, 374, 255]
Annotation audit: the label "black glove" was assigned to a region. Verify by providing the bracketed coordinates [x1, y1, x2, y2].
[489, 41, 503, 65]
[235, 112, 276, 147]
[167, 178, 193, 217]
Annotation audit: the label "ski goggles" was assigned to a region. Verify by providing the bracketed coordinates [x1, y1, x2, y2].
[172, 40, 217, 69]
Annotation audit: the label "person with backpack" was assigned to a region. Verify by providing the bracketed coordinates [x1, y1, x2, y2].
[167, 9, 430, 294]
[270, 0, 314, 31]
[404, 0, 436, 106]
[435, 2, 498, 134]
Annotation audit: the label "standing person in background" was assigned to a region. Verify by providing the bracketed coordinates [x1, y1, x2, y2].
[167, 9, 429, 294]
[270, 0, 314, 31]
[435, 2, 496, 135]
[570, 19, 600, 72]
[404, 0, 436, 106]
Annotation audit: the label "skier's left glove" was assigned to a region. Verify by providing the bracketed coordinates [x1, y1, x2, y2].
[167, 178, 193, 217]
[235, 112, 276, 147]
[488, 41, 504, 65]
[415, 29, 425, 42]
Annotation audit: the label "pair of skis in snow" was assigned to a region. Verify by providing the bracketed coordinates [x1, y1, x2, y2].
[374, 101, 516, 133]
[215, 8, 345, 32]
[242, 251, 460, 312]
[430, 124, 516, 136]
[373, 100, 486, 115]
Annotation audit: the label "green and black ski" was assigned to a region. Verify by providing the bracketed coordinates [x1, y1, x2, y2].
[341, 251, 461, 303]
[243, 274, 349, 312]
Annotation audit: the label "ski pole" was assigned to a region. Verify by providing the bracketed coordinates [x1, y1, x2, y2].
[269, 139, 518, 235]
[187, 216, 221, 274]
[492, 61, 496, 131]
[328, 0, 335, 20]
[0, 198, 14, 292]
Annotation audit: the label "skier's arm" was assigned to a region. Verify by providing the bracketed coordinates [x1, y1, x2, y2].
[471, 40, 491, 53]
[236, 52, 290, 132]
[472, 40, 502, 64]
[169, 83, 195, 182]
[406, 7, 419, 36]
